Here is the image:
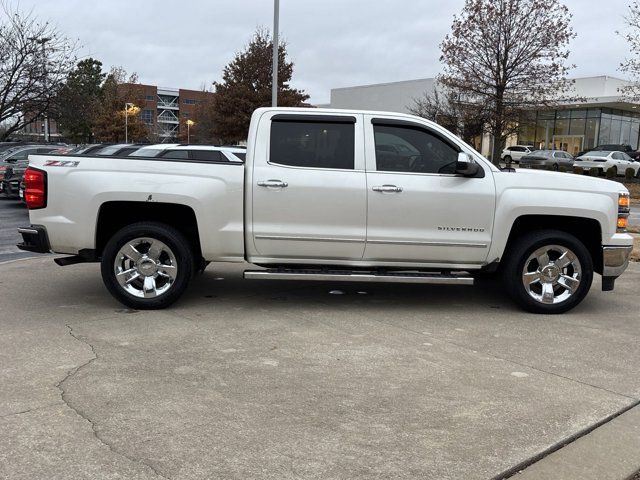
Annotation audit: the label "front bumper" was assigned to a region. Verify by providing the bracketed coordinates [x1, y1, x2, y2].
[17, 225, 51, 254]
[603, 245, 633, 277]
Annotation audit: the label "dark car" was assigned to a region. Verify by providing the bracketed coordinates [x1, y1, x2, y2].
[0, 145, 58, 199]
[577, 144, 640, 160]
[519, 150, 574, 170]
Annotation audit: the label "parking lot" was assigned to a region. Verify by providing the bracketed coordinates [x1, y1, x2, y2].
[0, 197, 639, 479]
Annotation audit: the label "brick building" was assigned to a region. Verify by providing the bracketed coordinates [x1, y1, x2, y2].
[119, 83, 214, 142]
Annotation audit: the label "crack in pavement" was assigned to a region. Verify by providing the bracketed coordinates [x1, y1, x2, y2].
[56, 323, 171, 480]
[0, 402, 63, 419]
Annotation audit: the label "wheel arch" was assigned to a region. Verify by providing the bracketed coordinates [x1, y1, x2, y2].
[501, 215, 603, 274]
[95, 201, 203, 261]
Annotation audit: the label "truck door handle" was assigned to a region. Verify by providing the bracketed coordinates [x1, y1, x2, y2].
[372, 185, 403, 193]
[258, 179, 288, 188]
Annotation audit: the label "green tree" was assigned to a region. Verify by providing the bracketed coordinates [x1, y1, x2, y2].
[56, 58, 105, 143]
[211, 28, 309, 143]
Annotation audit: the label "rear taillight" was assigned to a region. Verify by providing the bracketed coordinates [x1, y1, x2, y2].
[23, 167, 47, 209]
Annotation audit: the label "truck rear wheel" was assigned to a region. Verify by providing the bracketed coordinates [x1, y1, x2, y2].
[101, 222, 194, 309]
[503, 230, 593, 314]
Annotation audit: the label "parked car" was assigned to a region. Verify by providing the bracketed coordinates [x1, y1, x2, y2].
[577, 144, 640, 160]
[501, 145, 534, 164]
[0, 145, 58, 198]
[66, 144, 113, 155]
[94, 144, 144, 156]
[16, 108, 635, 314]
[156, 145, 246, 162]
[575, 151, 640, 176]
[128, 143, 180, 158]
[519, 150, 574, 170]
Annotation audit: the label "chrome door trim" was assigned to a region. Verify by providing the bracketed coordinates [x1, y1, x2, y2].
[255, 235, 363, 243]
[367, 239, 488, 248]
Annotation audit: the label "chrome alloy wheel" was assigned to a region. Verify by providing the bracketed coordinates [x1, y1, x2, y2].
[113, 237, 178, 298]
[522, 244, 582, 305]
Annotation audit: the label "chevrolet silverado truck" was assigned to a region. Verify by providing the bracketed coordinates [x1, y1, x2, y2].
[17, 108, 634, 314]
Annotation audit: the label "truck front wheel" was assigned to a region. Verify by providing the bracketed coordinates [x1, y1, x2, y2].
[101, 222, 194, 309]
[503, 230, 593, 314]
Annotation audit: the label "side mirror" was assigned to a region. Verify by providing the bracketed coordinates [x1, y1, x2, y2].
[455, 152, 480, 177]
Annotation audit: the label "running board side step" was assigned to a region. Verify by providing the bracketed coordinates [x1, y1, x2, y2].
[244, 270, 474, 285]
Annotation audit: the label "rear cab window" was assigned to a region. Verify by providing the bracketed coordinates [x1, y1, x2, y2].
[269, 116, 356, 170]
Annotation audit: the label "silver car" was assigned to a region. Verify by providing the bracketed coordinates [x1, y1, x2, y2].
[519, 150, 574, 170]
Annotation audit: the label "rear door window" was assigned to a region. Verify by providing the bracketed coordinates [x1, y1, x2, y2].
[269, 119, 355, 169]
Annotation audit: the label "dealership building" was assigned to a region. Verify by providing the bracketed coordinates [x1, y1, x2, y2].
[327, 76, 640, 157]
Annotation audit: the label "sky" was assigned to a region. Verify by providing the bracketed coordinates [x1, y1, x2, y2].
[13, 0, 633, 104]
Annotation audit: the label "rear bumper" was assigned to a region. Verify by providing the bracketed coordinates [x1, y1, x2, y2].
[602, 245, 633, 278]
[1, 179, 21, 198]
[17, 225, 51, 254]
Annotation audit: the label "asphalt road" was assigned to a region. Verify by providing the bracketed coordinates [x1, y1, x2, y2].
[1, 259, 639, 479]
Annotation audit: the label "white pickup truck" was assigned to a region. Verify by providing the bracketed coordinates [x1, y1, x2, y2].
[18, 108, 634, 314]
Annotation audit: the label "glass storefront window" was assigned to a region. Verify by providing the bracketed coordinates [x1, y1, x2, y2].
[554, 118, 569, 136]
[536, 118, 554, 149]
[599, 114, 612, 145]
[620, 119, 632, 145]
[585, 118, 599, 149]
[610, 118, 622, 144]
[569, 117, 586, 136]
[631, 120, 640, 149]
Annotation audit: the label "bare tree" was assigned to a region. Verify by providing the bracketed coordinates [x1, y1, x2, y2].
[0, 2, 77, 140]
[439, 0, 576, 164]
[410, 87, 487, 144]
[619, 1, 640, 100]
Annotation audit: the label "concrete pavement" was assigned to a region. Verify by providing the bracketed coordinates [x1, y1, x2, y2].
[0, 198, 38, 263]
[1, 257, 639, 479]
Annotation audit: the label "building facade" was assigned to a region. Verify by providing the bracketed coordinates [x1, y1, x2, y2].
[328, 76, 640, 157]
[119, 83, 214, 142]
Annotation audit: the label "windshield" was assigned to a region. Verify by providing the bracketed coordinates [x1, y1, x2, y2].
[583, 151, 611, 157]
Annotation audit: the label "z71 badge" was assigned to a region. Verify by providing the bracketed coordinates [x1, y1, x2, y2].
[44, 160, 80, 167]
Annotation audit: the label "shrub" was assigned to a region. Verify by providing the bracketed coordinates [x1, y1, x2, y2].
[606, 166, 617, 179]
[589, 168, 599, 177]
[573, 166, 584, 175]
[559, 166, 568, 173]
[625, 168, 635, 180]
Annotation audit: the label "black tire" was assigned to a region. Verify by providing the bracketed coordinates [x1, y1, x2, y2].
[552, 163, 559, 171]
[504, 155, 512, 164]
[502, 230, 593, 314]
[100, 222, 194, 309]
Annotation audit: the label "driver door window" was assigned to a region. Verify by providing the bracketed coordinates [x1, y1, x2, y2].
[373, 124, 459, 174]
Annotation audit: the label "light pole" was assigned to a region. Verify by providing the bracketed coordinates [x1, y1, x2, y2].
[272, 0, 280, 107]
[186, 119, 195, 143]
[30, 37, 52, 142]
